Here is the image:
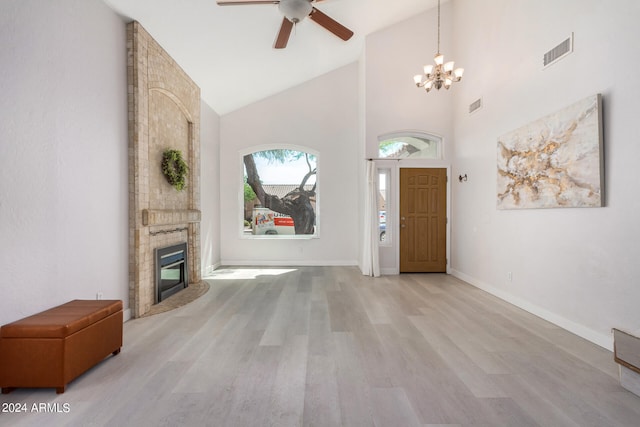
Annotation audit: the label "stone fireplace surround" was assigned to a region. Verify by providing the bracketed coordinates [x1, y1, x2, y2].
[127, 22, 201, 318]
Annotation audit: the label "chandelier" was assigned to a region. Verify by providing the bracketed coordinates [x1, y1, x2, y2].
[413, 0, 464, 92]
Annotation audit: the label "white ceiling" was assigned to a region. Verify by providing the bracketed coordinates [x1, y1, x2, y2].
[102, 0, 440, 115]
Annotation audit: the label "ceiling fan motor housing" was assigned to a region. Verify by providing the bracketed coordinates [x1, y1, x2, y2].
[279, 0, 313, 23]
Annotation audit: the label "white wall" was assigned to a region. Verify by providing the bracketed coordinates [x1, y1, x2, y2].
[0, 0, 129, 324]
[200, 100, 221, 275]
[450, 0, 640, 349]
[219, 64, 360, 265]
[364, 5, 455, 273]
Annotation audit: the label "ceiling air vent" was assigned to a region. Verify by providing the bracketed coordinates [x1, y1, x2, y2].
[469, 98, 482, 114]
[543, 33, 573, 68]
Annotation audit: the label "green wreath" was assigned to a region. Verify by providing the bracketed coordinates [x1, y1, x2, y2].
[161, 149, 189, 191]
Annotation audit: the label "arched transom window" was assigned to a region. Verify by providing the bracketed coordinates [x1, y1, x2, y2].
[377, 131, 442, 160]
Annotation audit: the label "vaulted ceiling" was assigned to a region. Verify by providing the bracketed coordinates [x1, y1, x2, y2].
[102, 0, 441, 114]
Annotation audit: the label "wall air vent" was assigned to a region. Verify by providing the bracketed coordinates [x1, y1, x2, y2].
[543, 33, 573, 68]
[469, 98, 482, 114]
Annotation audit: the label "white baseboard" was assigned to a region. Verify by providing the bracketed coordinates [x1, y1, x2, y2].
[450, 269, 613, 351]
[123, 308, 132, 323]
[220, 260, 358, 267]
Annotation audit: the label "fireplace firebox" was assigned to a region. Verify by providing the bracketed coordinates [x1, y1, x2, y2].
[155, 242, 188, 303]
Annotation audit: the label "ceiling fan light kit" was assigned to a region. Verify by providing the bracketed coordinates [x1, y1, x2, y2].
[413, 0, 464, 92]
[279, 0, 312, 23]
[216, 0, 353, 49]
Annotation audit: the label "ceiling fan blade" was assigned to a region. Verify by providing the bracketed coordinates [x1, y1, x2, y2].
[274, 17, 294, 49]
[216, 1, 279, 5]
[309, 7, 353, 41]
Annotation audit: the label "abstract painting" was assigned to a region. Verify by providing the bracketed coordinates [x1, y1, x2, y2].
[497, 94, 603, 209]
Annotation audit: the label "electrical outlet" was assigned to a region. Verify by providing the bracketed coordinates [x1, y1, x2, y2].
[96, 292, 103, 300]
[507, 272, 513, 282]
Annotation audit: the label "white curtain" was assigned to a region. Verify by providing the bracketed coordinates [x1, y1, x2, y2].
[362, 160, 380, 277]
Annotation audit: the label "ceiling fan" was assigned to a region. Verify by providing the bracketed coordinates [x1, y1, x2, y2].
[216, 0, 354, 49]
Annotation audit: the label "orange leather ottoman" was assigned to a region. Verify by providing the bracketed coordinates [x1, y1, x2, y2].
[0, 299, 123, 394]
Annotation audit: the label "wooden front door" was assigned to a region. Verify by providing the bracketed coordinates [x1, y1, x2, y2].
[399, 168, 447, 272]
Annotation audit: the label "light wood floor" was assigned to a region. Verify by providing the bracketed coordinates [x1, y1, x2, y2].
[2, 266, 639, 426]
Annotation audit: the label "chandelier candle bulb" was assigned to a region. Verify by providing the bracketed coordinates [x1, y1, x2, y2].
[424, 64, 434, 76]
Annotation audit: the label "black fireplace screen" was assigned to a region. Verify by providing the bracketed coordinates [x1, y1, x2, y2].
[155, 242, 188, 303]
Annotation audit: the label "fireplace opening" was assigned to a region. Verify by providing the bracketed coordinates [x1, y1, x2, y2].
[155, 242, 188, 303]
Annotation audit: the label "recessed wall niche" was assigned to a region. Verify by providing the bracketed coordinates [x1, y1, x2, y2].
[127, 21, 201, 318]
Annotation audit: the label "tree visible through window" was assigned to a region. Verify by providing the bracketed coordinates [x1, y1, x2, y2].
[243, 148, 318, 237]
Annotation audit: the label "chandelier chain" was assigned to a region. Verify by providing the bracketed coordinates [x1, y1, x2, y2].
[437, 0, 440, 54]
